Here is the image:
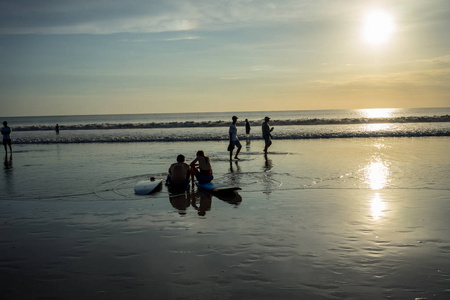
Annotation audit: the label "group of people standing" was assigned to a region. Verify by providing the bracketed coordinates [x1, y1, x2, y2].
[228, 115, 274, 160]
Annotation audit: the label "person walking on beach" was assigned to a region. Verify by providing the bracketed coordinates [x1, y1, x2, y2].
[1, 121, 12, 154]
[228, 116, 242, 160]
[166, 154, 191, 190]
[190, 150, 213, 185]
[262, 116, 274, 153]
[245, 119, 251, 135]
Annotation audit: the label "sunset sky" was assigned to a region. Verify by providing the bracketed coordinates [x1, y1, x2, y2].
[1, 0, 449, 117]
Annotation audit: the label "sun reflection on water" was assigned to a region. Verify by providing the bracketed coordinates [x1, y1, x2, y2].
[370, 193, 386, 220]
[364, 158, 390, 190]
[364, 123, 392, 132]
[360, 108, 397, 119]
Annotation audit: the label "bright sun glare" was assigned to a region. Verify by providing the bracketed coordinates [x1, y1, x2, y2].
[363, 10, 395, 45]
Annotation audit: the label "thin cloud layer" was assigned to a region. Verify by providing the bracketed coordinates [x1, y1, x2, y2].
[0, 0, 364, 34]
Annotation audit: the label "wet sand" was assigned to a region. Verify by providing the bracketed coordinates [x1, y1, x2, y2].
[0, 138, 449, 299]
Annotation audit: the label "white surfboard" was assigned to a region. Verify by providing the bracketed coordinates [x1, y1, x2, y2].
[134, 178, 163, 195]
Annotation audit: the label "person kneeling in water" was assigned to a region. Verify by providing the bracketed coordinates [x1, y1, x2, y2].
[190, 150, 213, 185]
[167, 154, 191, 190]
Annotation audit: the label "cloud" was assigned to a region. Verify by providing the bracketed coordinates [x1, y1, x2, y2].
[165, 36, 202, 41]
[0, 0, 355, 35]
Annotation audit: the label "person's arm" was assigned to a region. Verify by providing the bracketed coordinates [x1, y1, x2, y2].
[190, 157, 199, 168]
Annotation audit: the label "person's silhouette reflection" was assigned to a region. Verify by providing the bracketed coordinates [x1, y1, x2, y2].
[3, 153, 12, 170]
[169, 192, 190, 215]
[191, 191, 212, 216]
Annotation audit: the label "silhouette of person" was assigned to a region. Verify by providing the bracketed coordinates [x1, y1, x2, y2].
[1, 121, 12, 154]
[245, 119, 251, 135]
[166, 154, 190, 191]
[228, 116, 242, 160]
[55, 124, 60, 134]
[190, 150, 213, 185]
[262, 116, 274, 153]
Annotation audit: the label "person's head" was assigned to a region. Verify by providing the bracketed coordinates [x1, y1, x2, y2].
[245, 119, 248, 122]
[232, 116, 238, 122]
[196, 150, 205, 157]
[264, 116, 270, 122]
[176, 154, 185, 163]
[3, 121, 7, 127]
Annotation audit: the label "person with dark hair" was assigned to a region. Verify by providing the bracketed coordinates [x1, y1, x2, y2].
[262, 116, 274, 153]
[1, 121, 12, 154]
[228, 116, 242, 160]
[245, 119, 251, 135]
[190, 150, 213, 184]
[167, 154, 190, 190]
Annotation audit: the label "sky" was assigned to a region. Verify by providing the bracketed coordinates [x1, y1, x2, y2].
[0, 0, 449, 117]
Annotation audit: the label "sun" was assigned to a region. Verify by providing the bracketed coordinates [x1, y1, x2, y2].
[362, 10, 395, 45]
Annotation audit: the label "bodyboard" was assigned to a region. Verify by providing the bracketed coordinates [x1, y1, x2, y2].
[196, 181, 241, 193]
[134, 179, 163, 195]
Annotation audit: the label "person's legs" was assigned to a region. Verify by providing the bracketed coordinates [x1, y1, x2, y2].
[234, 140, 242, 159]
[263, 136, 272, 153]
[235, 146, 241, 159]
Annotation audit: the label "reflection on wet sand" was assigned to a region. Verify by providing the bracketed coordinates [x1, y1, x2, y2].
[4, 154, 12, 170]
[191, 191, 212, 216]
[228, 160, 242, 187]
[169, 192, 191, 215]
[362, 141, 391, 221]
[262, 154, 274, 194]
[169, 188, 242, 216]
[211, 190, 242, 205]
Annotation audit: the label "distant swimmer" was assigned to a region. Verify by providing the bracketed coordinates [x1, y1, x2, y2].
[262, 116, 274, 153]
[55, 124, 60, 134]
[245, 119, 251, 135]
[166, 154, 191, 190]
[190, 150, 213, 185]
[1, 121, 12, 154]
[228, 116, 242, 160]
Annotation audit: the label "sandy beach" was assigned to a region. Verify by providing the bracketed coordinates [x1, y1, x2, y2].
[1, 138, 449, 299]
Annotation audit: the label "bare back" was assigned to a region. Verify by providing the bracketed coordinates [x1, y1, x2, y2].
[170, 162, 190, 183]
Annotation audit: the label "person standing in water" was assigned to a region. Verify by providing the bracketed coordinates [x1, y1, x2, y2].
[228, 116, 242, 160]
[1, 121, 12, 154]
[262, 116, 274, 153]
[245, 119, 251, 135]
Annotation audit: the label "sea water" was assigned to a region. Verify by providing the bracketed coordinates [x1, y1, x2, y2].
[1, 108, 450, 299]
[1, 107, 449, 202]
[3, 107, 450, 144]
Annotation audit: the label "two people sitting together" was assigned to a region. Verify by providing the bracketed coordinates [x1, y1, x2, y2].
[166, 151, 213, 190]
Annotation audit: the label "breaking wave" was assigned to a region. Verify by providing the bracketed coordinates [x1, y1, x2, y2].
[12, 115, 450, 132]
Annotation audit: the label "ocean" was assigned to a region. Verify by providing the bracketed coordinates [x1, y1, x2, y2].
[1, 107, 449, 299]
[4, 107, 450, 144]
